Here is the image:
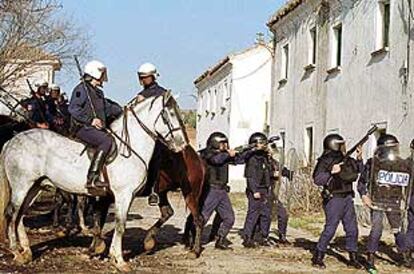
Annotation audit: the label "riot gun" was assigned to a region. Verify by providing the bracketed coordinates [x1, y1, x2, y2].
[234, 144, 255, 153]
[322, 125, 378, 199]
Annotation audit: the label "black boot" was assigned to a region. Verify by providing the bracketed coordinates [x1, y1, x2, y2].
[259, 237, 272, 247]
[279, 234, 290, 245]
[86, 150, 108, 195]
[311, 250, 326, 269]
[367, 253, 376, 271]
[348, 252, 362, 269]
[215, 236, 232, 250]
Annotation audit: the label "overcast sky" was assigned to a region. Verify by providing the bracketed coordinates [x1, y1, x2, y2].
[57, 0, 284, 109]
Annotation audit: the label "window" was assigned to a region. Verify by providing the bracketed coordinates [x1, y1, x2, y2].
[281, 44, 289, 80]
[332, 24, 342, 67]
[376, 0, 390, 50]
[206, 90, 211, 113]
[223, 80, 229, 104]
[304, 127, 314, 165]
[211, 89, 217, 114]
[309, 27, 317, 65]
[198, 94, 203, 113]
[280, 131, 286, 150]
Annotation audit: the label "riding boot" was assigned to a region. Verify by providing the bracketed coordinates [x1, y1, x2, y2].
[215, 236, 232, 250]
[311, 250, 326, 269]
[348, 252, 363, 269]
[367, 253, 376, 271]
[86, 150, 108, 193]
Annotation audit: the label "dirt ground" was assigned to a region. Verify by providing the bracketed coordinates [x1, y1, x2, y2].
[0, 192, 413, 274]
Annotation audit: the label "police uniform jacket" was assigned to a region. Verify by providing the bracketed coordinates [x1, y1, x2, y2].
[245, 150, 272, 193]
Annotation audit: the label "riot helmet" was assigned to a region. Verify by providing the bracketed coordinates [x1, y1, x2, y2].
[249, 132, 268, 145]
[410, 138, 414, 150]
[375, 134, 400, 161]
[206, 132, 228, 150]
[138, 63, 159, 79]
[84, 60, 108, 83]
[323, 134, 345, 152]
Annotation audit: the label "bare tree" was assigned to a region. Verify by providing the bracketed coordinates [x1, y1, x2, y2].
[0, 0, 89, 88]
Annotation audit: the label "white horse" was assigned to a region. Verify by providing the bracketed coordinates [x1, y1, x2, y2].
[0, 91, 188, 272]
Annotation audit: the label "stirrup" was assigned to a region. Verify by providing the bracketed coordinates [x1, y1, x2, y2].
[148, 192, 159, 206]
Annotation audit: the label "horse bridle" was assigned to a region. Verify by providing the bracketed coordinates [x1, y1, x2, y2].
[118, 93, 185, 159]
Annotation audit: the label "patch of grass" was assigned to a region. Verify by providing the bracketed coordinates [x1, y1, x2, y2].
[229, 192, 247, 211]
[289, 213, 325, 237]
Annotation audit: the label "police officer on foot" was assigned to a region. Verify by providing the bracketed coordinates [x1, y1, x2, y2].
[68, 60, 122, 195]
[242, 132, 273, 248]
[312, 134, 363, 269]
[22, 81, 51, 129]
[136, 62, 167, 205]
[200, 132, 246, 250]
[358, 134, 414, 270]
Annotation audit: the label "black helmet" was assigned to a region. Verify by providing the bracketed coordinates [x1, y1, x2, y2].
[410, 138, 414, 150]
[377, 134, 399, 147]
[207, 132, 228, 149]
[249, 132, 268, 146]
[323, 134, 345, 151]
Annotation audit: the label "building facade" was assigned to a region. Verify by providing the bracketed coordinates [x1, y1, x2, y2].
[195, 44, 272, 191]
[267, 0, 414, 169]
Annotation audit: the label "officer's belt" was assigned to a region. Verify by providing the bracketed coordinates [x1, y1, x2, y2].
[209, 184, 228, 190]
[330, 191, 354, 198]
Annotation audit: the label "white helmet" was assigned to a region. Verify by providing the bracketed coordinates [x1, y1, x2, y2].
[84, 60, 108, 82]
[35, 81, 48, 88]
[138, 62, 159, 79]
[50, 84, 60, 91]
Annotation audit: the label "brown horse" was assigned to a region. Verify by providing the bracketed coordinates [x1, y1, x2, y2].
[89, 142, 205, 258]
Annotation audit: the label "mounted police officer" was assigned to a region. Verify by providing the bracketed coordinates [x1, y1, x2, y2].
[136, 62, 168, 205]
[242, 132, 273, 248]
[22, 81, 51, 129]
[200, 132, 246, 250]
[312, 133, 363, 269]
[358, 134, 414, 270]
[68, 60, 122, 194]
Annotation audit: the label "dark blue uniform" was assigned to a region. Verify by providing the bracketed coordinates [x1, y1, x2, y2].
[200, 148, 245, 239]
[138, 82, 167, 99]
[243, 150, 272, 240]
[22, 95, 52, 125]
[313, 151, 363, 254]
[68, 82, 122, 154]
[46, 96, 70, 135]
[357, 159, 407, 253]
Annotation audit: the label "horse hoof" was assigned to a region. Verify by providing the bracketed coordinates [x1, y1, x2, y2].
[94, 239, 106, 255]
[14, 250, 32, 265]
[187, 251, 198, 259]
[144, 237, 156, 251]
[112, 260, 132, 273]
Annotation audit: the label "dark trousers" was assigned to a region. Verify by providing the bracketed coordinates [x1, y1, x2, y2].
[276, 199, 289, 236]
[316, 194, 358, 253]
[76, 126, 112, 155]
[243, 191, 271, 238]
[367, 210, 407, 253]
[201, 187, 235, 238]
[407, 195, 414, 250]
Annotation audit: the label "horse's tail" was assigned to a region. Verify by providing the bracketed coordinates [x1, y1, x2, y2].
[0, 150, 11, 242]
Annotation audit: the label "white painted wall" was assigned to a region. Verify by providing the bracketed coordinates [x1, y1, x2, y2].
[268, 0, 414, 203]
[196, 45, 272, 192]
